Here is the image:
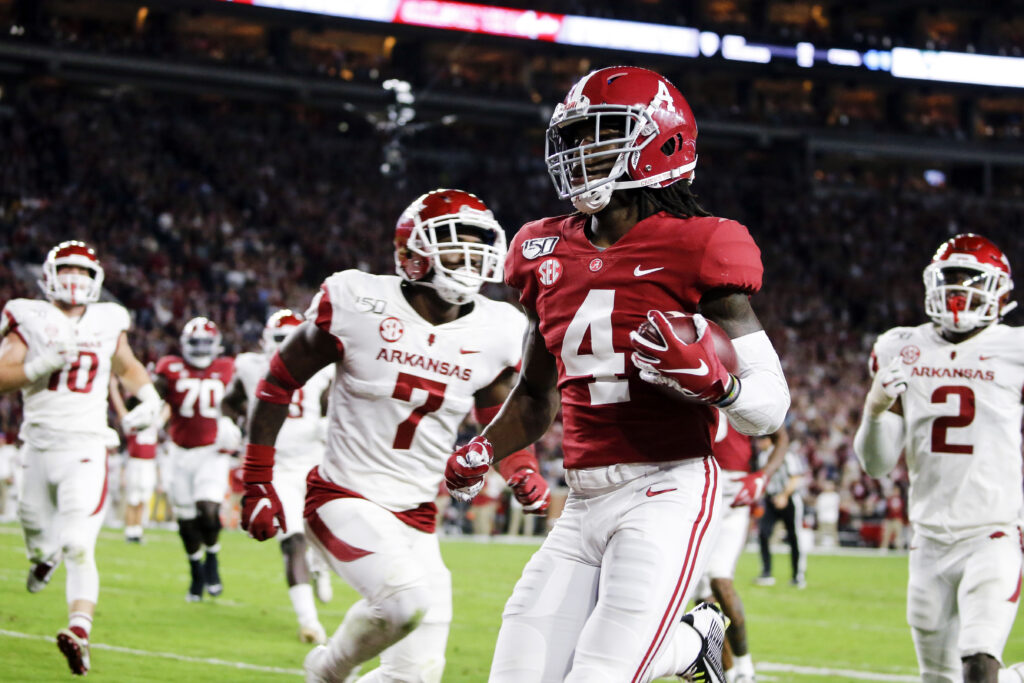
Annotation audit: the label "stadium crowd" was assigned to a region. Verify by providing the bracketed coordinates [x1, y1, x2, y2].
[2, 84, 1023, 546]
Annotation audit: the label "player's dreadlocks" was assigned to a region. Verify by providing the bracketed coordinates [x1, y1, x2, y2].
[632, 181, 711, 220]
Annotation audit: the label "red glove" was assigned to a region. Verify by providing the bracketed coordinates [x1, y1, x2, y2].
[240, 443, 287, 541]
[629, 311, 735, 404]
[507, 468, 550, 514]
[730, 471, 767, 508]
[445, 436, 493, 502]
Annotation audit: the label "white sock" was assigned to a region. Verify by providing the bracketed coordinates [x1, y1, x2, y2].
[648, 621, 703, 679]
[69, 612, 93, 638]
[289, 583, 318, 626]
[733, 653, 754, 677]
[205, 543, 221, 555]
[125, 525, 142, 537]
[188, 550, 204, 562]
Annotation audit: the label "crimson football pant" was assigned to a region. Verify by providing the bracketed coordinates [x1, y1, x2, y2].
[489, 456, 722, 683]
[18, 441, 107, 605]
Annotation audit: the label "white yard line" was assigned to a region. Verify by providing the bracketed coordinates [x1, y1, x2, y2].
[0, 628, 303, 676]
[2, 627, 923, 681]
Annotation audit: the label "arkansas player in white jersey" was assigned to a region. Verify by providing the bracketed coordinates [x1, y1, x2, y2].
[692, 421, 787, 683]
[0, 241, 162, 676]
[153, 317, 238, 602]
[444, 67, 790, 683]
[223, 309, 334, 644]
[855, 234, 1024, 683]
[239, 189, 551, 683]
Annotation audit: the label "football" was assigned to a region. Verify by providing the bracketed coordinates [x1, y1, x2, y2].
[636, 311, 739, 373]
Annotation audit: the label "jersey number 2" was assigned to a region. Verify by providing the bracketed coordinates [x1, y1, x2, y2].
[931, 385, 975, 454]
[391, 372, 447, 449]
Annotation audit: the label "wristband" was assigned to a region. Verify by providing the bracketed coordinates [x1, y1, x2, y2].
[135, 383, 160, 404]
[243, 443, 276, 482]
[713, 375, 742, 408]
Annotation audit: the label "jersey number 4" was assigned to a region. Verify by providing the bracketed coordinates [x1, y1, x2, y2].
[391, 372, 446, 449]
[561, 289, 628, 405]
[931, 385, 975, 454]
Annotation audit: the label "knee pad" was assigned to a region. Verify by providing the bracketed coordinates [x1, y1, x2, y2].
[375, 585, 432, 636]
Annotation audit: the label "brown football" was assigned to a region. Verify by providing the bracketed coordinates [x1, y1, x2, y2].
[636, 311, 739, 373]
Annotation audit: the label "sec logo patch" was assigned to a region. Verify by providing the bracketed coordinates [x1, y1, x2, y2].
[899, 345, 920, 364]
[537, 258, 562, 286]
[379, 317, 405, 342]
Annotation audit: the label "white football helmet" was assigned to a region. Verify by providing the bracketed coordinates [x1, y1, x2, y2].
[394, 189, 506, 305]
[180, 317, 223, 369]
[38, 240, 105, 305]
[261, 309, 303, 353]
[923, 233, 1015, 333]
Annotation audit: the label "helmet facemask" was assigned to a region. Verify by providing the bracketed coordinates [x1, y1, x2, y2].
[180, 318, 223, 369]
[401, 209, 506, 305]
[39, 242, 105, 305]
[923, 263, 1015, 333]
[546, 105, 649, 214]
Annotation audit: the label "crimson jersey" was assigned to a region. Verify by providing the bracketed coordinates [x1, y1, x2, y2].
[506, 212, 762, 469]
[713, 418, 754, 473]
[155, 355, 234, 448]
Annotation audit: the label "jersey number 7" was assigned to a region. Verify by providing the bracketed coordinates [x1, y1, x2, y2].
[391, 372, 447, 449]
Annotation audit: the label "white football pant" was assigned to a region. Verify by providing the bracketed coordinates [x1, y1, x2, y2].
[18, 440, 107, 604]
[306, 496, 450, 683]
[166, 443, 228, 519]
[124, 457, 157, 507]
[908, 527, 1023, 682]
[490, 456, 722, 683]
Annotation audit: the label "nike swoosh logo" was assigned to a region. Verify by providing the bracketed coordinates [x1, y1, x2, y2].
[460, 349, 480, 354]
[249, 498, 272, 525]
[633, 265, 664, 277]
[646, 487, 677, 497]
[979, 355, 995, 361]
[662, 359, 709, 376]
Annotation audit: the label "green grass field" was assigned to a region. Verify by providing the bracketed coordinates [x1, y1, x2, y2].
[1, 523, 1022, 682]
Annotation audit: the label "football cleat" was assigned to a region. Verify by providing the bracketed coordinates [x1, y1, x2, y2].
[677, 603, 727, 683]
[204, 554, 222, 597]
[790, 575, 807, 589]
[299, 622, 327, 645]
[314, 570, 333, 604]
[27, 560, 58, 593]
[56, 627, 90, 676]
[753, 574, 775, 587]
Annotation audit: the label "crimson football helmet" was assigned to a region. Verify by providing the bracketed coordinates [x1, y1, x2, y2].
[545, 66, 698, 214]
[261, 309, 303, 353]
[180, 317, 223, 369]
[923, 233, 1016, 333]
[38, 240, 105, 305]
[394, 189, 506, 305]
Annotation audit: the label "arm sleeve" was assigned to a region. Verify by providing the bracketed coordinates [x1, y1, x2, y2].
[853, 410, 905, 478]
[721, 330, 790, 436]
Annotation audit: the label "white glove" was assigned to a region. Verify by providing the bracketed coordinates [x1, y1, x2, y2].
[122, 384, 164, 432]
[215, 417, 243, 454]
[865, 358, 908, 417]
[23, 320, 76, 383]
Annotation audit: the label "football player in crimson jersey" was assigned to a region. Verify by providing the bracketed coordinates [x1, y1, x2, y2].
[109, 376, 164, 544]
[222, 309, 334, 645]
[0, 241, 162, 676]
[692, 422, 788, 683]
[855, 234, 1024, 683]
[443, 67, 790, 683]
[240, 189, 551, 683]
[152, 317, 239, 602]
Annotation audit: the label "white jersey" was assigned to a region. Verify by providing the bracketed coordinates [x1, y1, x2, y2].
[1, 298, 128, 448]
[871, 323, 1024, 543]
[234, 350, 333, 470]
[307, 270, 527, 511]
